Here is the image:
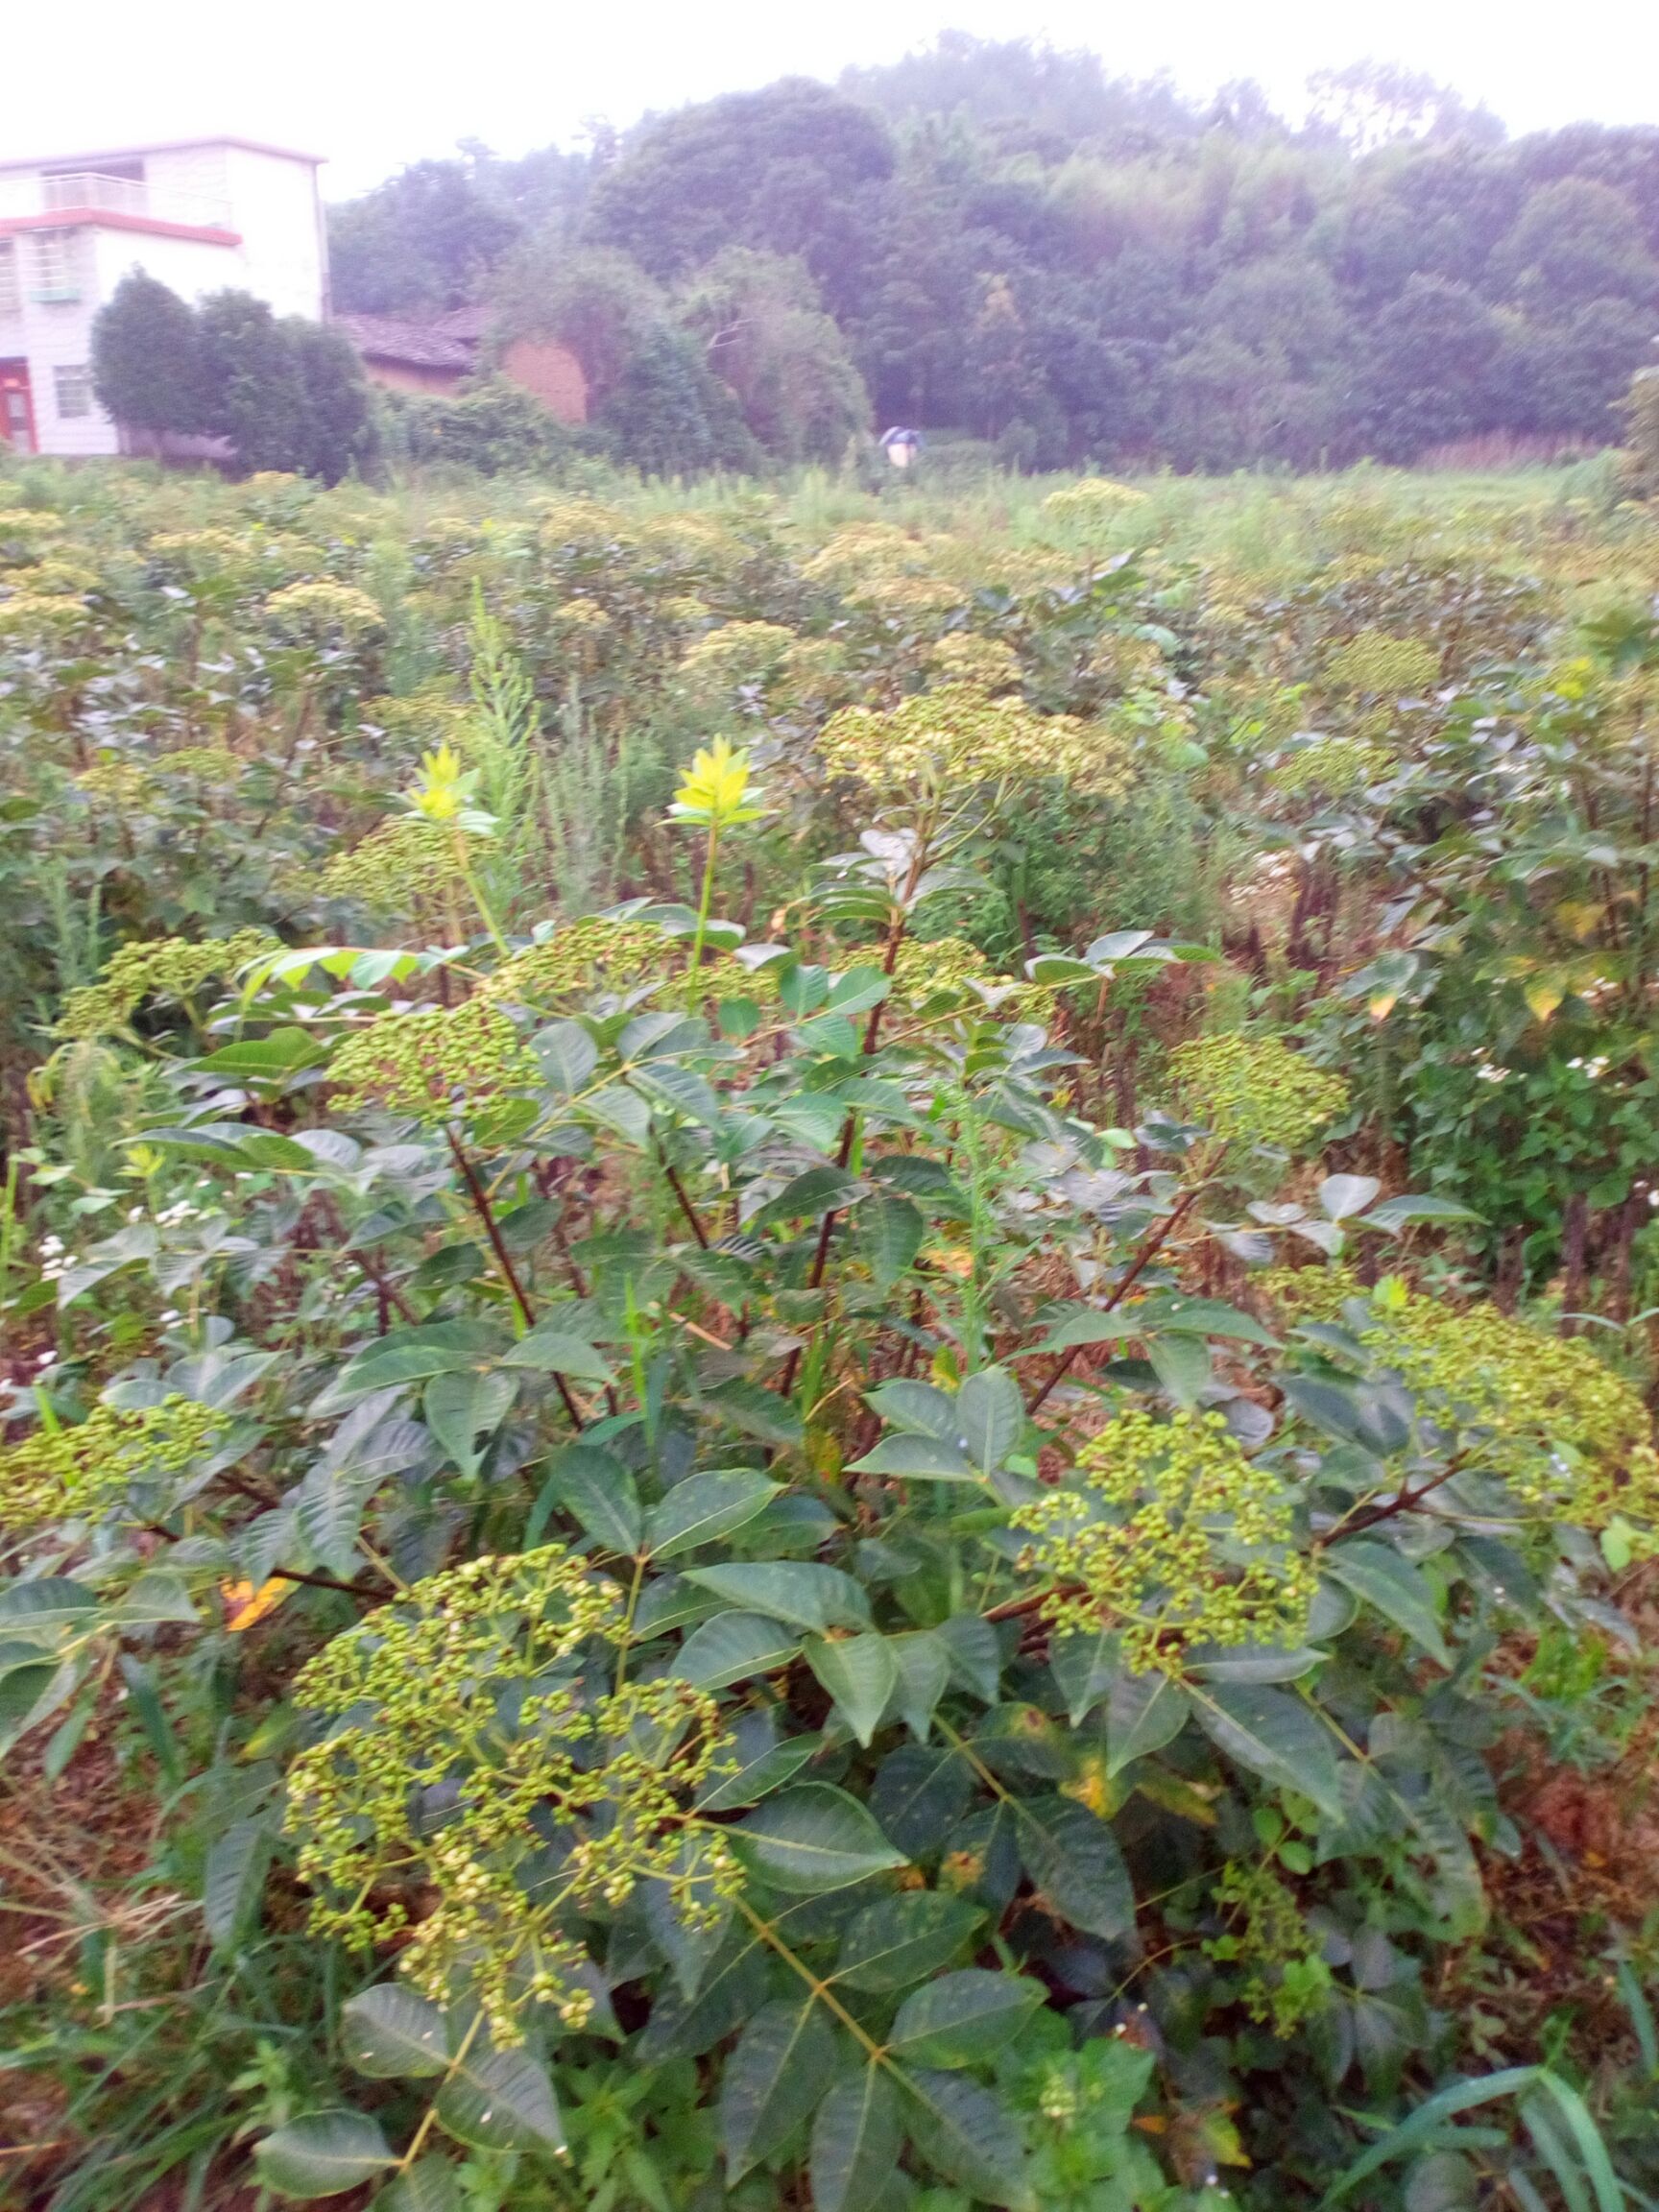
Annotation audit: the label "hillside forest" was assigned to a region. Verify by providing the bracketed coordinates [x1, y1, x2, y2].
[325, 38, 1659, 473]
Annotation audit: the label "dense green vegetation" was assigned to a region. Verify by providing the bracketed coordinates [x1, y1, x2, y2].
[90, 275, 379, 485]
[328, 37, 1659, 472]
[3, 449, 1659, 2212]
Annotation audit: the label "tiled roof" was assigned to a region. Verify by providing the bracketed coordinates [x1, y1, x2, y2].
[432, 303, 491, 341]
[333, 312, 477, 370]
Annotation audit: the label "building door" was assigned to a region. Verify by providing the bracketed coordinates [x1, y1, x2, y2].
[0, 361, 36, 454]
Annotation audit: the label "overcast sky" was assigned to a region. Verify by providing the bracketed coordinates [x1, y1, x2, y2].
[8, 0, 1658, 197]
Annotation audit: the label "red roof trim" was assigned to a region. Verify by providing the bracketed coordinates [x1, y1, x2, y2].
[0, 209, 242, 246]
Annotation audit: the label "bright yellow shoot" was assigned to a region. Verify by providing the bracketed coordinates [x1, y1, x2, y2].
[408, 742, 476, 824]
[404, 744, 507, 952]
[669, 736, 768, 831]
[668, 737, 770, 968]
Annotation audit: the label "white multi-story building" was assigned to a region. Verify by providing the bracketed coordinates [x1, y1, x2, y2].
[0, 137, 327, 457]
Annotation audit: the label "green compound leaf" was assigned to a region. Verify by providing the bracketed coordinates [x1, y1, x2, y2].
[253, 2109, 397, 2200]
[543, 1441, 643, 1555]
[644, 1467, 781, 1559]
[333, 1321, 507, 1401]
[675, 1610, 801, 1690]
[810, 2065, 904, 2212]
[203, 1816, 275, 1950]
[340, 1983, 449, 2078]
[497, 1325, 614, 1383]
[684, 1562, 873, 1632]
[733, 1783, 908, 1892]
[849, 1432, 975, 1480]
[888, 1969, 1046, 2067]
[721, 1994, 838, 2181]
[806, 1631, 901, 1748]
[695, 1719, 823, 1812]
[432, 2043, 565, 2154]
[373, 2157, 463, 2212]
[896, 2067, 1035, 2211]
[1017, 1796, 1136, 1938]
[1194, 1682, 1344, 1818]
[421, 1368, 517, 1481]
[1049, 1627, 1120, 1727]
[832, 1891, 984, 1992]
[1323, 1539, 1451, 1667]
[956, 1365, 1022, 1478]
[861, 1190, 926, 1292]
[889, 1629, 951, 1740]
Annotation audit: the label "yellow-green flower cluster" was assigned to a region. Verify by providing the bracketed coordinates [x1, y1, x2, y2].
[285, 1546, 733, 2043]
[1042, 477, 1149, 528]
[1365, 1289, 1653, 1522]
[1013, 1408, 1316, 1677]
[0, 1397, 227, 1529]
[1167, 1032, 1349, 1155]
[24, 559, 101, 598]
[0, 508, 63, 560]
[329, 998, 534, 1121]
[1255, 1262, 1361, 1326]
[1320, 631, 1439, 698]
[1260, 1266, 1658, 1533]
[357, 688, 471, 748]
[1202, 1862, 1331, 2033]
[820, 684, 1128, 798]
[263, 580, 384, 641]
[888, 935, 1053, 1024]
[482, 918, 672, 1007]
[145, 528, 261, 587]
[56, 928, 278, 1040]
[800, 523, 937, 589]
[676, 620, 798, 697]
[154, 745, 244, 783]
[926, 633, 1023, 694]
[72, 760, 151, 808]
[0, 591, 91, 642]
[484, 919, 780, 1019]
[318, 814, 473, 913]
[1273, 732, 1393, 799]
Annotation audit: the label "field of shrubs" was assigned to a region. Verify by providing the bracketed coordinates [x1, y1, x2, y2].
[3, 450, 1659, 2212]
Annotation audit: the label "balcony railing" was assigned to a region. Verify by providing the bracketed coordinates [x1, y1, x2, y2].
[0, 173, 234, 236]
[43, 171, 148, 215]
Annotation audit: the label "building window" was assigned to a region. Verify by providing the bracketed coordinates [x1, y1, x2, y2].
[0, 244, 18, 317]
[54, 365, 94, 420]
[31, 230, 81, 301]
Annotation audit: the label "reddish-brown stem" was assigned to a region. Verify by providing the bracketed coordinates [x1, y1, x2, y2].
[445, 1129, 584, 1429]
[447, 1128, 536, 1327]
[659, 1151, 711, 1248]
[270, 1565, 385, 1599]
[140, 1523, 378, 1601]
[1320, 1457, 1468, 1543]
[319, 1192, 417, 1325]
[1025, 1182, 1206, 1414]
[779, 845, 928, 1403]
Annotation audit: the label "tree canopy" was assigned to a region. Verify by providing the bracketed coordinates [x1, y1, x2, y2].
[325, 36, 1659, 470]
[91, 276, 376, 482]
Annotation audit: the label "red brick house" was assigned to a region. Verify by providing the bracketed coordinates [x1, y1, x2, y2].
[337, 305, 587, 422]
